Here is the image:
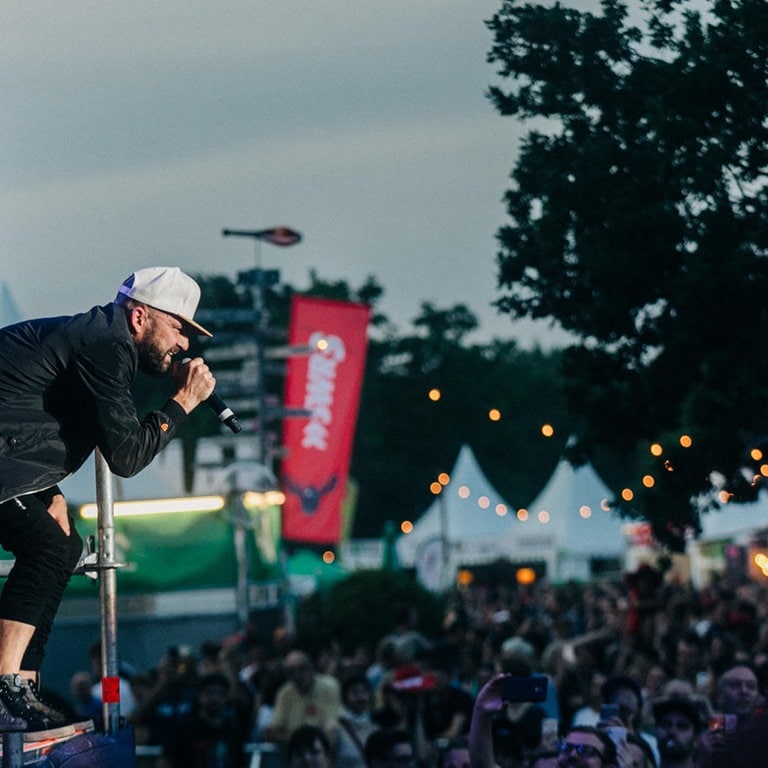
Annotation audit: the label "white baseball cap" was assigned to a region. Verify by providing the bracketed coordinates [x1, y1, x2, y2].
[116, 266, 212, 337]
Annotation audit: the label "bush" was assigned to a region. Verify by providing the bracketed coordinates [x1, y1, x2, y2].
[295, 569, 444, 657]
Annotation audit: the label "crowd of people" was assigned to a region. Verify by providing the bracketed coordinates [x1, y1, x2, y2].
[64, 563, 768, 768]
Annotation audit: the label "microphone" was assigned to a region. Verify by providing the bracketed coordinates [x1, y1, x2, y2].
[183, 359, 242, 434]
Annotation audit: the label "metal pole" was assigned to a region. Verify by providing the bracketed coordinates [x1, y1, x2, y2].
[231, 494, 250, 624]
[95, 449, 121, 734]
[1, 732, 22, 768]
[439, 491, 450, 589]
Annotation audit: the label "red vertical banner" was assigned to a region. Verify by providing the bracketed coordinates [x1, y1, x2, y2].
[280, 296, 370, 544]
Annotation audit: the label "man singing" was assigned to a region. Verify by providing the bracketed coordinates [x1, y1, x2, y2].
[0, 266, 215, 739]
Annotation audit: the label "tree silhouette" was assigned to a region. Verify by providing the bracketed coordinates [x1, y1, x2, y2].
[487, 0, 768, 548]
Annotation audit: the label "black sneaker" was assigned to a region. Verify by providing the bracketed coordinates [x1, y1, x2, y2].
[25, 679, 94, 733]
[0, 675, 75, 742]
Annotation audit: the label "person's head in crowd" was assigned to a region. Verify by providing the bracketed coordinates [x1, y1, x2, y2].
[673, 631, 702, 683]
[196, 672, 231, 724]
[661, 679, 695, 700]
[364, 729, 415, 768]
[643, 665, 668, 701]
[556, 726, 617, 767]
[530, 750, 558, 768]
[601, 675, 643, 731]
[714, 661, 761, 721]
[286, 725, 332, 768]
[438, 737, 470, 768]
[586, 670, 608, 711]
[284, 651, 317, 695]
[499, 637, 536, 676]
[652, 695, 704, 764]
[756, 658, 768, 700]
[342, 674, 373, 717]
[623, 652, 654, 691]
[198, 640, 223, 677]
[625, 732, 656, 768]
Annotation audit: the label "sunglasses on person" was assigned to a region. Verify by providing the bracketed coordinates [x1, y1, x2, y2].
[557, 742, 604, 760]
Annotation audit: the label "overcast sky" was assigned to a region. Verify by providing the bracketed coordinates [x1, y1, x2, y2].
[1, 1, 575, 346]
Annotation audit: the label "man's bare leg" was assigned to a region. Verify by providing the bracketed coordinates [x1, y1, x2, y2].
[0, 619, 35, 675]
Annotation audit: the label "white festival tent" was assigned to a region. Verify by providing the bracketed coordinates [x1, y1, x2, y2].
[698, 491, 768, 542]
[0, 282, 23, 327]
[497, 454, 628, 582]
[396, 444, 521, 590]
[397, 444, 629, 588]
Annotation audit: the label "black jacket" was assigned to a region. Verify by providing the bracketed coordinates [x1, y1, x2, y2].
[0, 302, 188, 504]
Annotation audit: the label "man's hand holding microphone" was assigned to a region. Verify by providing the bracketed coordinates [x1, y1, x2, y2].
[172, 357, 242, 433]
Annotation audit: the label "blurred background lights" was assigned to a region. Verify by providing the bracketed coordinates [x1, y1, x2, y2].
[315, 338, 328, 351]
[517, 508, 529, 521]
[430, 481, 442, 495]
[650, 443, 663, 456]
[456, 569, 474, 586]
[600, 498, 611, 511]
[762, 465, 768, 477]
[752, 448, 763, 461]
[621, 488, 634, 501]
[516, 567, 536, 585]
[642, 475, 655, 488]
[458, 485, 470, 499]
[541, 423, 554, 437]
[478, 496, 490, 509]
[428, 388, 441, 401]
[680, 434, 692, 448]
[401, 520, 413, 534]
[495, 504, 508, 516]
[438, 472, 450, 485]
[579, 505, 591, 519]
[488, 408, 501, 421]
[322, 550, 335, 564]
[754, 552, 768, 577]
[538, 510, 550, 523]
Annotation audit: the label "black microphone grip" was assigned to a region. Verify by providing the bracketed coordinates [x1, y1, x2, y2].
[182, 358, 242, 434]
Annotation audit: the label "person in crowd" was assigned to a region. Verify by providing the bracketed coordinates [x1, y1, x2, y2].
[365, 728, 416, 768]
[599, 675, 658, 766]
[131, 645, 201, 755]
[695, 661, 762, 766]
[710, 661, 762, 725]
[572, 671, 607, 728]
[0, 266, 215, 737]
[379, 605, 432, 665]
[68, 671, 103, 731]
[650, 696, 702, 768]
[469, 672, 551, 768]
[625, 733, 657, 768]
[88, 641, 138, 720]
[529, 751, 558, 768]
[332, 674, 380, 768]
[164, 672, 250, 768]
[286, 725, 334, 768]
[420, 660, 475, 743]
[439, 736, 470, 768]
[600, 676, 643, 733]
[499, 637, 560, 722]
[555, 726, 617, 768]
[670, 633, 704, 690]
[263, 650, 341, 745]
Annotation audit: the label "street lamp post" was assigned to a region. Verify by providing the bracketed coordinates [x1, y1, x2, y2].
[222, 227, 302, 628]
[222, 227, 302, 468]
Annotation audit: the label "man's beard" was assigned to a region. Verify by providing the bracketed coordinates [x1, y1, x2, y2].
[136, 326, 173, 378]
